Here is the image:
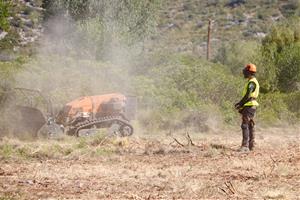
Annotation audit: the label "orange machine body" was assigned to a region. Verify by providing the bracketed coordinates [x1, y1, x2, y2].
[56, 93, 126, 125]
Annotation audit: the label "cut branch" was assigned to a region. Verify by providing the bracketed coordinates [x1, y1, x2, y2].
[172, 137, 185, 147]
[186, 132, 195, 146]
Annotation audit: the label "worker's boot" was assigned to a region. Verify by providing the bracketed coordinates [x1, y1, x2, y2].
[249, 121, 255, 151]
[237, 146, 249, 153]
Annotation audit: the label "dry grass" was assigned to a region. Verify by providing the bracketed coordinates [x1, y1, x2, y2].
[0, 127, 299, 199]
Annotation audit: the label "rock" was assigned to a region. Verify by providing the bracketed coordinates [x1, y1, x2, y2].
[0, 31, 8, 40]
[13, 46, 20, 52]
[255, 32, 266, 38]
[0, 53, 16, 62]
[167, 23, 180, 30]
[196, 21, 204, 28]
[271, 15, 282, 22]
[226, 0, 246, 8]
[238, 19, 245, 23]
[224, 24, 233, 29]
[25, 2, 44, 12]
[21, 18, 34, 28]
[10, 18, 21, 28]
[243, 31, 266, 38]
[296, 82, 300, 91]
[243, 30, 254, 37]
[17, 13, 30, 19]
[26, 180, 35, 185]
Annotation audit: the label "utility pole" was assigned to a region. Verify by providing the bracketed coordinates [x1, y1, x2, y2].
[207, 19, 212, 60]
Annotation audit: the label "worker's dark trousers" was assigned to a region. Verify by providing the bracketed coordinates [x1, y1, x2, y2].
[240, 106, 256, 150]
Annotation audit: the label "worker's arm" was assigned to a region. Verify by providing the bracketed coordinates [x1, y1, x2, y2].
[235, 82, 256, 109]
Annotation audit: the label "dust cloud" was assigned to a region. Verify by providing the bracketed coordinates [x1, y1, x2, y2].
[16, 0, 159, 107]
[15, 15, 138, 107]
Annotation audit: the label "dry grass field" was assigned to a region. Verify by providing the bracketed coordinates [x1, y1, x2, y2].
[0, 127, 299, 199]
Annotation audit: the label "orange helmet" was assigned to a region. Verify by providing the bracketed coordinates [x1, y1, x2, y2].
[245, 63, 257, 73]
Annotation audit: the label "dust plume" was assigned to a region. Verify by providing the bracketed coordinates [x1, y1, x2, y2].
[16, 17, 133, 104]
[15, 0, 160, 108]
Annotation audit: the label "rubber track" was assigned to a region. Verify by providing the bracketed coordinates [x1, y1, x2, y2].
[74, 116, 133, 136]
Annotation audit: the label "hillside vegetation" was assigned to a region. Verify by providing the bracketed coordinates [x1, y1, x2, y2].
[0, 0, 300, 134]
[156, 0, 300, 55]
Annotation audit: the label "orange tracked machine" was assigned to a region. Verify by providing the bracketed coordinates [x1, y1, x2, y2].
[56, 93, 135, 136]
[7, 89, 136, 138]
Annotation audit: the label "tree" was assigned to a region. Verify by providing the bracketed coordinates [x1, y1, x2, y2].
[259, 17, 300, 92]
[277, 44, 300, 92]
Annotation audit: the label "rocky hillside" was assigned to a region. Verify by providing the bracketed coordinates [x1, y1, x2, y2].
[0, 0, 43, 61]
[1, 0, 300, 60]
[155, 0, 300, 56]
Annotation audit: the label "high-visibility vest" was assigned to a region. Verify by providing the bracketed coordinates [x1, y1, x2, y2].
[242, 77, 259, 106]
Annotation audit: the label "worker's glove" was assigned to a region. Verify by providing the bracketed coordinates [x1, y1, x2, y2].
[234, 102, 242, 110]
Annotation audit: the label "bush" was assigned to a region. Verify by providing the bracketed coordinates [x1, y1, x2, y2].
[277, 44, 300, 92]
[283, 91, 300, 118]
[0, 1, 10, 31]
[255, 46, 279, 93]
[259, 17, 300, 92]
[258, 92, 297, 125]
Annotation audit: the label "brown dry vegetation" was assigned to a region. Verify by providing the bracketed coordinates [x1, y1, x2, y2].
[0, 127, 299, 200]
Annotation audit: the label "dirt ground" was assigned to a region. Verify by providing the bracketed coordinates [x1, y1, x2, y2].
[0, 127, 299, 199]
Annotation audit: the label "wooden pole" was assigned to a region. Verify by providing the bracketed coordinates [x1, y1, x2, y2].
[207, 19, 212, 60]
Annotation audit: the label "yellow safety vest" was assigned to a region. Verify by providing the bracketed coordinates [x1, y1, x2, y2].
[242, 77, 259, 107]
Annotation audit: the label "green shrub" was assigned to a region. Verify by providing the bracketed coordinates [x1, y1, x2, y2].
[89, 131, 107, 146]
[0, 1, 10, 31]
[75, 138, 88, 149]
[277, 44, 300, 92]
[283, 91, 300, 118]
[93, 148, 114, 156]
[258, 92, 297, 125]
[259, 17, 300, 92]
[0, 143, 14, 158]
[256, 47, 279, 93]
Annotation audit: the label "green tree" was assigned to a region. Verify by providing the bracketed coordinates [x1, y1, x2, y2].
[277, 44, 300, 92]
[259, 17, 300, 92]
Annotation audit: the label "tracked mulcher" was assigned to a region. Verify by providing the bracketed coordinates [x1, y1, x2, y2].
[5, 88, 137, 138]
[55, 93, 136, 137]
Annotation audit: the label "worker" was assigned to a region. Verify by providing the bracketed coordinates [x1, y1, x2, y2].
[235, 63, 260, 152]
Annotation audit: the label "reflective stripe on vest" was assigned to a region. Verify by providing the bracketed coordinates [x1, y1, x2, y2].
[242, 77, 259, 106]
